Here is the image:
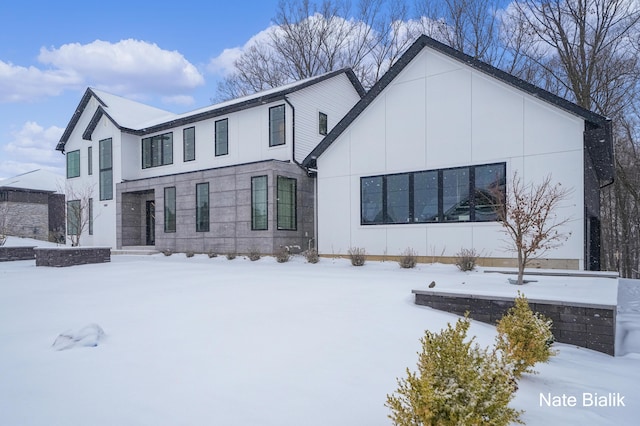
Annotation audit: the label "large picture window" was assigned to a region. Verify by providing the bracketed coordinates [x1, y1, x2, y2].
[142, 132, 173, 168]
[164, 187, 176, 233]
[215, 119, 228, 156]
[67, 200, 81, 235]
[251, 176, 268, 230]
[99, 138, 113, 201]
[67, 150, 80, 178]
[361, 163, 505, 225]
[276, 176, 296, 230]
[183, 127, 195, 162]
[196, 183, 209, 232]
[269, 105, 285, 147]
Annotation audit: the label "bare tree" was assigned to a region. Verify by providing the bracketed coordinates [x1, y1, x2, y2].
[216, 0, 411, 100]
[64, 183, 96, 247]
[495, 173, 573, 285]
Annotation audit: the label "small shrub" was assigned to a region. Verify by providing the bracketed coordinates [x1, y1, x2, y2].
[208, 250, 218, 258]
[386, 315, 521, 425]
[226, 252, 237, 260]
[496, 292, 556, 378]
[398, 247, 417, 269]
[186, 251, 195, 258]
[275, 247, 291, 263]
[161, 249, 172, 256]
[454, 248, 479, 271]
[348, 247, 366, 266]
[304, 248, 319, 264]
[248, 248, 261, 261]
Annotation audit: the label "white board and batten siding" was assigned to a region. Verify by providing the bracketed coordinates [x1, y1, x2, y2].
[316, 47, 586, 268]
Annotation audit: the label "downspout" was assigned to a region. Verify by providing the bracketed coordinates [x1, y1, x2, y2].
[284, 96, 317, 250]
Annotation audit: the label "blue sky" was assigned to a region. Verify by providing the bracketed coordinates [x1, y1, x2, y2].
[0, 0, 283, 179]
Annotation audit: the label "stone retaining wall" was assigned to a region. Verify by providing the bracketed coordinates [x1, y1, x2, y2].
[35, 247, 111, 267]
[412, 290, 616, 356]
[0, 246, 36, 262]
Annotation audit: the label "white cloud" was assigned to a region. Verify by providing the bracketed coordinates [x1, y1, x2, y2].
[0, 122, 65, 179]
[38, 39, 205, 96]
[0, 39, 205, 103]
[0, 61, 82, 102]
[207, 27, 276, 76]
[161, 95, 196, 106]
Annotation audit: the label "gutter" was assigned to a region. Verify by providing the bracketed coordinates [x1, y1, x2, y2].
[283, 96, 306, 171]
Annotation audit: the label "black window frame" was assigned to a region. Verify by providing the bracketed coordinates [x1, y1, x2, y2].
[88, 198, 93, 235]
[67, 199, 81, 235]
[88, 146, 93, 175]
[360, 163, 505, 225]
[183, 127, 195, 162]
[269, 104, 286, 147]
[66, 150, 80, 178]
[142, 132, 173, 169]
[215, 118, 229, 156]
[99, 138, 113, 201]
[251, 175, 268, 230]
[319, 112, 328, 136]
[195, 182, 210, 232]
[276, 176, 297, 231]
[164, 187, 176, 233]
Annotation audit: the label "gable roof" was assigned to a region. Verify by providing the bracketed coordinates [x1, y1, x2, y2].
[56, 68, 365, 153]
[0, 169, 65, 193]
[302, 35, 614, 184]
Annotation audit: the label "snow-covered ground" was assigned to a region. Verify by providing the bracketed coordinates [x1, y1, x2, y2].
[0, 242, 638, 425]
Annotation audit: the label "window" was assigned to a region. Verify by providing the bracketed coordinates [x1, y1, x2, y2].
[276, 176, 296, 230]
[183, 127, 195, 162]
[88, 146, 93, 175]
[67, 150, 80, 178]
[215, 119, 228, 156]
[269, 105, 285, 147]
[196, 183, 209, 232]
[251, 176, 268, 230]
[360, 163, 505, 225]
[164, 187, 176, 232]
[142, 132, 173, 168]
[319, 112, 328, 136]
[88, 198, 93, 235]
[67, 200, 81, 235]
[99, 138, 113, 200]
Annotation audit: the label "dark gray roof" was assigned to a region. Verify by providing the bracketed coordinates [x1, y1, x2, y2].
[302, 35, 614, 184]
[56, 68, 365, 153]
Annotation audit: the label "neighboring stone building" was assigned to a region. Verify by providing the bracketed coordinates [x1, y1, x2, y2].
[0, 169, 66, 243]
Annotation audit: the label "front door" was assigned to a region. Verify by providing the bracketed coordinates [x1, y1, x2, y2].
[146, 200, 155, 246]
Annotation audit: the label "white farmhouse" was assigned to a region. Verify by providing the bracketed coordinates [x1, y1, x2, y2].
[56, 69, 365, 254]
[303, 35, 613, 270]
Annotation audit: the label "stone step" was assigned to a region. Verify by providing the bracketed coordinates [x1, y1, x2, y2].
[111, 246, 159, 256]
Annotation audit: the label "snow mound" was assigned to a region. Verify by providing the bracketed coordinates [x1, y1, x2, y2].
[52, 324, 105, 351]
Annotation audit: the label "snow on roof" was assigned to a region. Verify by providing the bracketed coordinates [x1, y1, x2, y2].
[90, 89, 177, 130]
[0, 169, 65, 193]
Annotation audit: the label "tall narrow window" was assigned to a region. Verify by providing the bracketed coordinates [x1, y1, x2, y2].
[414, 171, 438, 222]
[386, 174, 410, 223]
[442, 168, 469, 222]
[251, 176, 268, 230]
[183, 127, 195, 162]
[142, 132, 173, 168]
[88, 146, 93, 175]
[99, 138, 113, 201]
[319, 112, 328, 135]
[276, 176, 296, 230]
[67, 150, 80, 178]
[361, 176, 383, 224]
[67, 200, 81, 235]
[215, 118, 228, 156]
[269, 105, 285, 146]
[88, 198, 93, 235]
[196, 183, 209, 232]
[474, 164, 506, 221]
[164, 187, 176, 232]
